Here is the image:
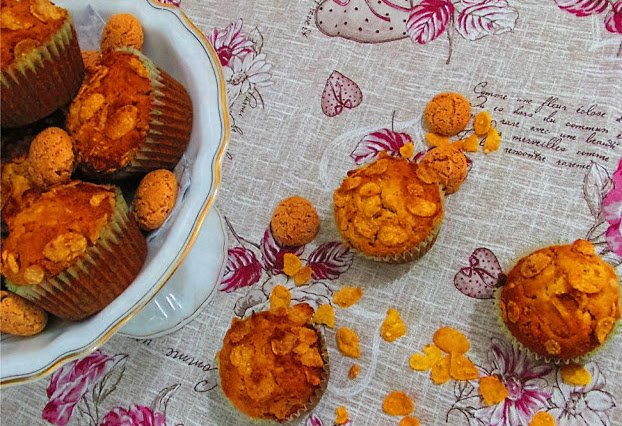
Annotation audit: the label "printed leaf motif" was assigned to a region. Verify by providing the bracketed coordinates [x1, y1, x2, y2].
[453, 380, 476, 401]
[456, 0, 519, 41]
[305, 413, 324, 426]
[552, 0, 609, 17]
[308, 242, 354, 280]
[233, 287, 268, 317]
[321, 71, 363, 117]
[454, 248, 504, 299]
[406, 0, 455, 44]
[260, 228, 304, 274]
[350, 129, 413, 165]
[291, 281, 334, 309]
[583, 161, 612, 220]
[219, 247, 262, 292]
[605, 1, 622, 33]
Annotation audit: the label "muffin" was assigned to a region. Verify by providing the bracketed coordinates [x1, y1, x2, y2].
[1, 181, 148, 320]
[423, 93, 471, 137]
[66, 47, 193, 180]
[218, 303, 329, 422]
[333, 153, 444, 263]
[271, 196, 320, 246]
[416, 145, 468, 195]
[0, 0, 85, 128]
[498, 239, 621, 362]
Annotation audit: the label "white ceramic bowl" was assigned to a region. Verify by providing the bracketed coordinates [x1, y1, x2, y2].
[0, 0, 229, 386]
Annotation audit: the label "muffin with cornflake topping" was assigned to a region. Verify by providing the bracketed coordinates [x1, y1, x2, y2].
[498, 239, 621, 362]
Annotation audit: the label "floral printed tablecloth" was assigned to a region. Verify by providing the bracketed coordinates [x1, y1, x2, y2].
[2, 0, 622, 425]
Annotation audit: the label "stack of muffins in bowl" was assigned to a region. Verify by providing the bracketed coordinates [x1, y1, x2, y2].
[1, 0, 194, 333]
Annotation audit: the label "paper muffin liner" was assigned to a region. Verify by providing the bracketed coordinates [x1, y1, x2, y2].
[6, 189, 147, 321]
[494, 284, 621, 365]
[0, 17, 85, 128]
[108, 48, 193, 179]
[216, 321, 329, 424]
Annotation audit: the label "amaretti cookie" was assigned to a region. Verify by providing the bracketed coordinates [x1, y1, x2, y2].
[132, 169, 178, 231]
[2, 181, 147, 320]
[333, 153, 444, 263]
[498, 239, 621, 362]
[66, 47, 193, 180]
[0, 0, 85, 128]
[424, 93, 471, 137]
[271, 196, 320, 246]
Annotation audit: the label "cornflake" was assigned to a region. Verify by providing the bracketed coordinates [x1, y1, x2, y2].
[294, 265, 313, 286]
[381, 308, 407, 342]
[484, 128, 501, 154]
[450, 353, 479, 381]
[479, 376, 509, 405]
[400, 416, 420, 426]
[382, 391, 414, 416]
[529, 411, 556, 426]
[431, 355, 451, 385]
[269, 285, 291, 315]
[409, 344, 442, 371]
[433, 327, 470, 354]
[425, 132, 449, 147]
[336, 327, 361, 358]
[560, 364, 591, 386]
[335, 406, 349, 425]
[400, 142, 415, 159]
[461, 134, 479, 152]
[333, 287, 363, 308]
[348, 364, 360, 379]
[312, 304, 335, 328]
[474, 111, 492, 135]
[283, 253, 302, 276]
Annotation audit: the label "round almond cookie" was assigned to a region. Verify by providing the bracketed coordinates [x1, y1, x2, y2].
[424, 92, 471, 137]
[498, 239, 621, 362]
[333, 153, 444, 263]
[270, 196, 320, 246]
[132, 169, 178, 231]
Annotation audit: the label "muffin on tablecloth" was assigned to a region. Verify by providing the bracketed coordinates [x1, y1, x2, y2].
[498, 239, 621, 363]
[333, 153, 444, 263]
[218, 290, 329, 422]
[1, 181, 147, 320]
[0, 0, 84, 128]
[66, 47, 193, 180]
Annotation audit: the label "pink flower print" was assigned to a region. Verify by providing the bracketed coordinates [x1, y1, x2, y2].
[42, 350, 126, 426]
[474, 338, 553, 426]
[548, 362, 616, 425]
[207, 19, 254, 67]
[100, 405, 166, 426]
[552, 0, 609, 17]
[605, 1, 622, 33]
[219, 246, 263, 292]
[603, 158, 622, 256]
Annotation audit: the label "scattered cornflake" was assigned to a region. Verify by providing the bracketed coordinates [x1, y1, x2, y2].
[433, 327, 470, 354]
[409, 344, 443, 371]
[479, 376, 509, 405]
[484, 128, 501, 154]
[425, 132, 450, 147]
[474, 111, 492, 135]
[348, 364, 360, 379]
[269, 285, 291, 315]
[400, 142, 415, 159]
[312, 304, 335, 328]
[449, 353, 479, 381]
[333, 286, 363, 308]
[381, 308, 407, 342]
[431, 355, 451, 385]
[336, 327, 361, 358]
[293, 265, 313, 286]
[382, 391, 414, 416]
[529, 411, 556, 426]
[335, 406, 349, 425]
[282, 253, 302, 276]
[461, 134, 479, 152]
[399, 416, 420, 426]
[449, 139, 464, 150]
[560, 364, 591, 386]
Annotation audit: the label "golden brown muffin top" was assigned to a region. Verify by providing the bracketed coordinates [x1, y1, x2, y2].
[81, 50, 102, 75]
[333, 154, 444, 259]
[218, 303, 326, 422]
[270, 196, 320, 246]
[424, 92, 471, 137]
[1, 181, 116, 286]
[27, 127, 75, 188]
[499, 239, 621, 361]
[0, 0, 68, 69]
[132, 169, 178, 231]
[1, 156, 40, 224]
[100, 13, 144, 52]
[417, 145, 468, 195]
[66, 49, 152, 176]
